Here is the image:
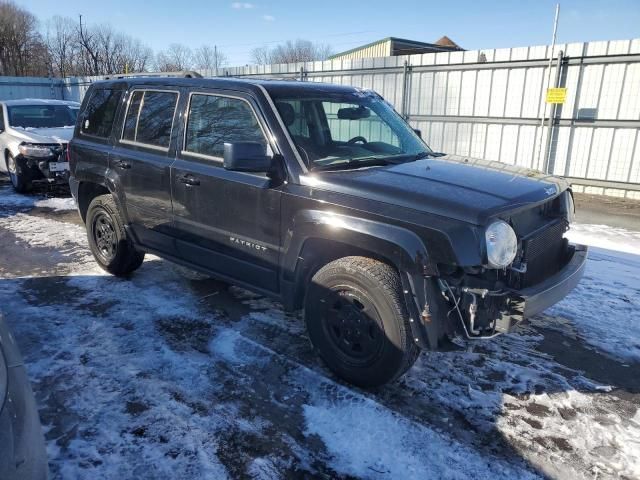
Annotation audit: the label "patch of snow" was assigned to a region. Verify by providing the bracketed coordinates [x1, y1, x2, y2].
[566, 223, 640, 256]
[538, 223, 640, 362]
[34, 196, 76, 211]
[0, 213, 98, 272]
[0, 187, 75, 212]
[300, 373, 540, 480]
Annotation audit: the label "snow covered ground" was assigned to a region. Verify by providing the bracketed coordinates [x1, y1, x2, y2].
[0, 182, 638, 479]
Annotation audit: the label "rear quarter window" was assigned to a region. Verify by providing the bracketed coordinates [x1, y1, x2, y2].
[80, 89, 123, 138]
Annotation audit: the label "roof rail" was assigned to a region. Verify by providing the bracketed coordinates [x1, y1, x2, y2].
[102, 70, 203, 80]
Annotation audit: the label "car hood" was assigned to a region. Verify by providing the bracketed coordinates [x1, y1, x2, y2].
[312, 154, 569, 225]
[8, 126, 74, 144]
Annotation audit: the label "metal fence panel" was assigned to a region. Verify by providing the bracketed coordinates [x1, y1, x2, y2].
[1, 38, 639, 195]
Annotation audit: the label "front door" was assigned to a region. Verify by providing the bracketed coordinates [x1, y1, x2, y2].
[111, 88, 180, 253]
[170, 90, 282, 293]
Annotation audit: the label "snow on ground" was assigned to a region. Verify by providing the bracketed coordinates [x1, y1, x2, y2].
[0, 189, 76, 211]
[567, 223, 640, 256]
[540, 224, 640, 363]
[34, 196, 76, 211]
[0, 183, 638, 479]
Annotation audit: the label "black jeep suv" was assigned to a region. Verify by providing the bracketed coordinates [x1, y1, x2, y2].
[69, 77, 587, 387]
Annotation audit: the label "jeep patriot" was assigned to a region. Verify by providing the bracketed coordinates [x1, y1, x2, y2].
[69, 77, 587, 387]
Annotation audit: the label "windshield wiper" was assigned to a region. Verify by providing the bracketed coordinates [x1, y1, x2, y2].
[311, 151, 443, 172]
[312, 157, 392, 172]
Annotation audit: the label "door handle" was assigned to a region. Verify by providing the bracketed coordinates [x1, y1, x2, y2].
[178, 174, 200, 186]
[115, 160, 131, 170]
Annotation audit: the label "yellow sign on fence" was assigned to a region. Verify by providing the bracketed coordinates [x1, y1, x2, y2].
[546, 87, 567, 104]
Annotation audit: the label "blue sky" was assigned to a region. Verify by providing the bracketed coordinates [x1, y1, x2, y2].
[19, 0, 640, 65]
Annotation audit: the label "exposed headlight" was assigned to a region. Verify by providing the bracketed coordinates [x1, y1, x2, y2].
[485, 220, 518, 269]
[18, 143, 54, 158]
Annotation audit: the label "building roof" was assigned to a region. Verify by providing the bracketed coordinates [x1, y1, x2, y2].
[434, 36, 460, 48]
[328, 36, 462, 59]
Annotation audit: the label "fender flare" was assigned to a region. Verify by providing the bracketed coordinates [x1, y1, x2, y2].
[282, 210, 444, 349]
[75, 167, 131, 221]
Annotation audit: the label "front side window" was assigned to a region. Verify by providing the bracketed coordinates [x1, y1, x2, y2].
[122, 90, 178, 149]
[184, 94, 266, 159]
[80, 89, 121, 137]
[272, 90, 430, 170]
[9, 104, 79, 130]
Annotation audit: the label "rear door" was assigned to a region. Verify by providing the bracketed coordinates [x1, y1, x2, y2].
[71, 87, 123, 183]
[111, 88, 180, 253]
[170, 89, 282, 292]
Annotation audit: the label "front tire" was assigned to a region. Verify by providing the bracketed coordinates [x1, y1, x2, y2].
[305, 256, 420, 388]
[86, 194, 144, 276]
[6, 153, 31, 193]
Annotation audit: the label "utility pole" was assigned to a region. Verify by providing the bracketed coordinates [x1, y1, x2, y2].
[536, 3, 560, 171]
[214, 45, 218, 77]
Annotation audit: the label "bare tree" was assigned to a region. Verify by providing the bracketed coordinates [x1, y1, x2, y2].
[44, 15, 153, 76]
[155, 43, 193, 71]
[76, 14, 101, 75]
[250, 46, 271, 65]
[250, 39, 333, 65]
[193, 45, 228, 74]
[0, 1, 49, 76]
[45, 16, 80, 77]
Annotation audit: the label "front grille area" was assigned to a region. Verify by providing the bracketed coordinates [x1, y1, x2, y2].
[519, 219, 569, 287]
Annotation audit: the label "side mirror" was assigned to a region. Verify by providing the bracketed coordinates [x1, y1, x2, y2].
[413, 128, 422, 138]
[223, 142, 273, 172]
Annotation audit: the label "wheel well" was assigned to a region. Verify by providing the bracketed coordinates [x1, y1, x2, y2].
[290, 238, 397, 311]
[77, 182, 110, 222]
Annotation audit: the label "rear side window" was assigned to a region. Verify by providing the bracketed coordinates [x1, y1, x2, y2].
[81, 89, 122, 138]
[122, 90, 178, 149]
[184, 94, 266, 159]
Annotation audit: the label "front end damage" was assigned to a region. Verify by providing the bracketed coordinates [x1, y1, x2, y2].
[14, 142, 70, 187]
[438, 241, 587, 339]
[408, 191, 588, 344]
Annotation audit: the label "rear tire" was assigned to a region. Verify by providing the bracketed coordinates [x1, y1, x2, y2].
[6, 153, 31, 193]
[86, 194, 144, 276]
[305, 256, 420, 388]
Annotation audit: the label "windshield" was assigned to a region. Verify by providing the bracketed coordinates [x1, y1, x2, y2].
[272, 89, 431, 170]
[7, 104, 78, 129]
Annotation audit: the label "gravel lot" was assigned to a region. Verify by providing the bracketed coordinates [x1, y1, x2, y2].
[0, 176, 638, 479]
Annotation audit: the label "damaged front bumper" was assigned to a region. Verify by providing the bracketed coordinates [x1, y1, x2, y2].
[15, 153, 70, 185]
[515, 243, 588, 319]
[440, 243, 588, 340]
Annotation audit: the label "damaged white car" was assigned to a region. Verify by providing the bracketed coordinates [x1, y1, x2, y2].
[0, 98, 79, 192]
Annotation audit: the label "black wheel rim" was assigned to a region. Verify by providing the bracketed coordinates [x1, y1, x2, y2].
[319, 287, 385, 367]
[6, 156, 18, 187]
[91, 211, 117, 263]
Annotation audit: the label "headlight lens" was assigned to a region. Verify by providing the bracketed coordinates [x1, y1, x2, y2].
[18, 143, 54, 158]
[485, 220, 518, 268]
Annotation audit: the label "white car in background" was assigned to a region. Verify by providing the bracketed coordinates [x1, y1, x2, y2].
[0, 98, 80, 193]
